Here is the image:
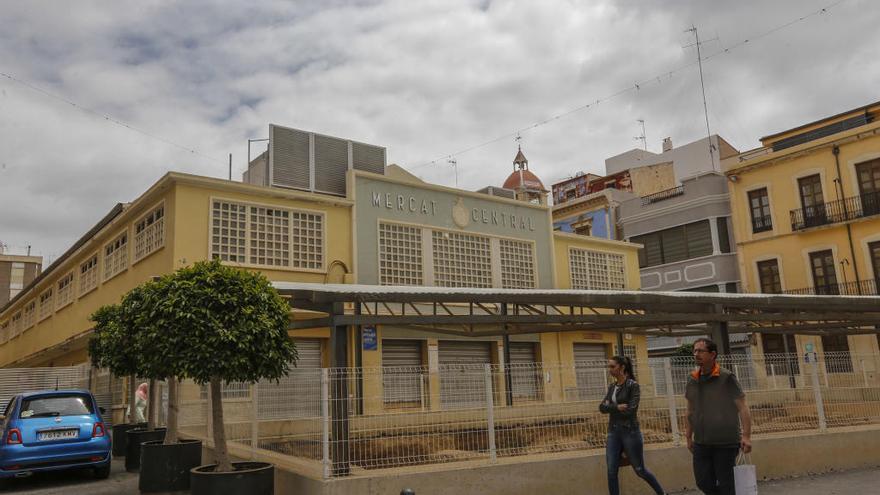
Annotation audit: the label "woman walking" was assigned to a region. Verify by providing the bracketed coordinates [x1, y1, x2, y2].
[600, 356, 666, 495]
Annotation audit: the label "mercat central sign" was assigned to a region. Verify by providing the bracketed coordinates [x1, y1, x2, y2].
[370, 191, 536, 231]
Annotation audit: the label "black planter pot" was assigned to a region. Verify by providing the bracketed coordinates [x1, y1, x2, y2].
[125, 427, 166, 472]
[139, 439, 203, 492]
[112, 422, 147, 457]
[190, 462, 274, 495]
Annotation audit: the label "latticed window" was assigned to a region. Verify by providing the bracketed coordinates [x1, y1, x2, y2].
[10, 312, 22, 338]
[211, 201, 247, 263]
[23, 301, 36, 329]
[290, 211, 323, 270]
[103, 232, 129, 281]
[569, 248, 626, 290]
[79, 254, 99, 296]
[38, 289, 53, 321]
[210, 199, 324, 270]
[249, 206, 290, 266]
[500, 239, 536, 289]
[134, 204, 165, 262]
[56, 272, 74, 309]
[432, 231, 492, 287]
[0, 321, 8, 344]
[379, 223, 423, 286]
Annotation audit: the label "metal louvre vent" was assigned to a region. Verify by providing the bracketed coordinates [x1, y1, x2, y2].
[314, 134, 349, 195]
[271, 126, 310, 190]
[352, 142, 385, 174]
[772, 114, 872, 152]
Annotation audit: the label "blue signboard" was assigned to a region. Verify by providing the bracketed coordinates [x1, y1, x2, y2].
[362, 326, 377, 351]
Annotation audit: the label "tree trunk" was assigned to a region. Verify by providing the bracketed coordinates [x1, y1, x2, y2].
[128, 374, 138, 424]
[146, 379, 157, 430]
[164, 377, 179, 445]
[210, 378, 232, 472]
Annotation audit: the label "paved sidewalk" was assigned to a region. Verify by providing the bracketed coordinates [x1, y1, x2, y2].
[678, 467, 880, 494]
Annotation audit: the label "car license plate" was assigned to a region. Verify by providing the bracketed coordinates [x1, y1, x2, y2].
[38, 429, 78, 441]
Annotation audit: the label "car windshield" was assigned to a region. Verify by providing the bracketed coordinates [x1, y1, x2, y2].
[19, 395, 93, 419]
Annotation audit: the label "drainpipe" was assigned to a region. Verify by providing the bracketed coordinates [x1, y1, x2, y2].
[833, 145, 862, 294]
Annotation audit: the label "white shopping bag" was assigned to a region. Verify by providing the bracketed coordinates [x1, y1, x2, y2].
[734, 452, 758, 495]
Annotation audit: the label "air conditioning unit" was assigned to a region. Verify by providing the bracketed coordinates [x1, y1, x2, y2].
[244, 124, 386, 196]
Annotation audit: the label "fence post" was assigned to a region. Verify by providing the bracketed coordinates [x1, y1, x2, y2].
[250, 383, 259, 459]
[810, 361, 827, 431]
[321, 368, 331, 480]
[484, 364, 497, 463]
[663, 358, 680, 446]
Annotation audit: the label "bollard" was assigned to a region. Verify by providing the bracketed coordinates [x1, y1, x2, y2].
[401, 489, 416, 495]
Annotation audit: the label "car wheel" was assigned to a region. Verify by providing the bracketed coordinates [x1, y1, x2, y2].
[94, 464, 111, 479]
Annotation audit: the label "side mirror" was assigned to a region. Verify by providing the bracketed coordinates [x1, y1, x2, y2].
[99, 407, 106, 415]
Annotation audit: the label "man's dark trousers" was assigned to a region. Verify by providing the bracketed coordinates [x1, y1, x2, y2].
[692, 443, 739, 495]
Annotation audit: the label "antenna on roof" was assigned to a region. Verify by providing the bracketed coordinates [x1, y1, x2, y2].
[634, 119, 647, 151]
[447, 157, 458, 188]
[685, 25, 718, 170]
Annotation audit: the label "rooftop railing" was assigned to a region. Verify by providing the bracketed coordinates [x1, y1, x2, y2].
[640, 185, 685, 206]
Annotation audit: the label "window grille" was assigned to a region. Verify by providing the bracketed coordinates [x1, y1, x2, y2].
[570, 248, 626, 290]
[211, 201, 247, 263]
[23, 301, 36, 330]
[499, 239, 536, 289]
[290, 211, 323, 270]
[79, 254, 99, 296]
[56, 272, 75, 309]
[379, 223, 423, 286]
[134, 204, 165, 262]
[10, 312, 22, 338]
[432, 231, 492, 288]
[249, 206, 290, 267]
[38, 290, 53, 321]
[0, 321, 8, 344]
[103, 232, 129, 281]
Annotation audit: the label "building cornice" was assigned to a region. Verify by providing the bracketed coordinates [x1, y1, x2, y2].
[618, 194, 731, 226]
[552, 231, 642, 251]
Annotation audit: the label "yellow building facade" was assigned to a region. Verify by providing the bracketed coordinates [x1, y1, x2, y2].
[725, 101, 880, 361]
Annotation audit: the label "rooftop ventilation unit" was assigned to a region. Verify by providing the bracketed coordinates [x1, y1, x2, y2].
[244, 124, 386, 196]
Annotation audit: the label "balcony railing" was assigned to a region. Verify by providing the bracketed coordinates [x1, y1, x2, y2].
[790, 191, 880, 231]
[783, 279, 879, 296]
[640, 185, 684, 206]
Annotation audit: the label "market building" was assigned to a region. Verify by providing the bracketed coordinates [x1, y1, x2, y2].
[0, 124, 645, 411]
[725, 100, 880, 363]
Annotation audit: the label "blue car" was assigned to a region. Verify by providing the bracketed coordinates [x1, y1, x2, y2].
[0, 389, 111, 481]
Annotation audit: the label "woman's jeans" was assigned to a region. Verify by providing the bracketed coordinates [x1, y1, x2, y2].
[606, 424, 665, 495]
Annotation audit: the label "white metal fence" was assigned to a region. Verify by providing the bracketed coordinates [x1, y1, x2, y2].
[169, 351, 880, 479]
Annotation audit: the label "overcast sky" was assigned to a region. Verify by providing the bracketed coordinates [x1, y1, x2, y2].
[1, 0, 877, 263]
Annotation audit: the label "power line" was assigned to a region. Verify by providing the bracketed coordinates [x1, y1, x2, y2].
[409, 0, 849, 172]
[0, 71, 226, 165]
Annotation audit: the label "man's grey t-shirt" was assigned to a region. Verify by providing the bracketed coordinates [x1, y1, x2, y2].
[685, 366, 745, 446]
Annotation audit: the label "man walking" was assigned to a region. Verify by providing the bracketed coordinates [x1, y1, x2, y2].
[685, 338, 752, 495]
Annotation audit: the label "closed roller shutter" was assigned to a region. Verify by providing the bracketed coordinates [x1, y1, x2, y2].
[259, 338, 323, 419]
[573, 343, 608, 400]
[439, 341, 492, 409]
[382, 340, 424, 406]
[508, 342, 541, 401]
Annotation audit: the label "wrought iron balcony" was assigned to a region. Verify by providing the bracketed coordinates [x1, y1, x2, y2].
[640, 185, 684, 206]
[783, 279, 879, 296]
[790, 191, 880, 231]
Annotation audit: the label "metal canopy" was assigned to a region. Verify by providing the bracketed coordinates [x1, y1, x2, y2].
[275, 282, 880, 338]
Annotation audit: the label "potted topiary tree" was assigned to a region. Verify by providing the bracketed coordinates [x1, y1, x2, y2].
[89, 304, 146, 459]
[171, 260, 296, 495]
[135, 274, 203, 493]
[118, 284, 167, 472]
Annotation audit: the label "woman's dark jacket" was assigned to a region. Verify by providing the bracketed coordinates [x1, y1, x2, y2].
[598, 378, 641, 429]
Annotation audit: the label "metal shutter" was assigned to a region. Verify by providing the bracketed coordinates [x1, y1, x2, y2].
[573, 343, 609, 400]
[439, 341, 492, 409]
[382, 340, 424, 406]
[508, 342, 541, 401]
[314, 134, 349, 195]
[352, 142, 386, 175]
[258, 338, 323, 419]
[270, 126, 311, 190]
